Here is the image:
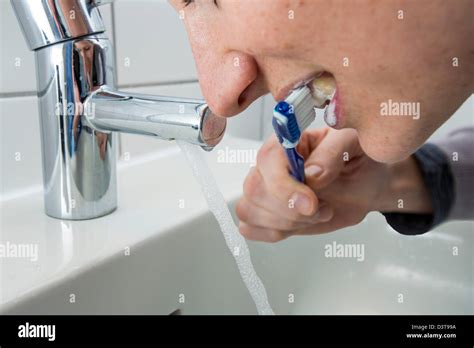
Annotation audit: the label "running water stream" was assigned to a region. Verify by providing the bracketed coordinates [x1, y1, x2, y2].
[177, 141, 274, 315]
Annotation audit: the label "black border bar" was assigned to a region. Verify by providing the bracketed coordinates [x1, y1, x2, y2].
[0, 315, 472, 345]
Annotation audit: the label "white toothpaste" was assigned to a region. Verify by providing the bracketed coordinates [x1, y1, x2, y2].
[324, 94, 337, 126]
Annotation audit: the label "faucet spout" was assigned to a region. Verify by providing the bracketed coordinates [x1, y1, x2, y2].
[84, 88, 226, 150]
[10, 0, 226, 220]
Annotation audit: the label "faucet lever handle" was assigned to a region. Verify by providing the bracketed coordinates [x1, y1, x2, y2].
[11, 0, 107, 51]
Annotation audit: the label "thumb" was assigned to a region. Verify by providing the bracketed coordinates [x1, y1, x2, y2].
[303, 128, 360, 189]
[257, 135, 319, 216]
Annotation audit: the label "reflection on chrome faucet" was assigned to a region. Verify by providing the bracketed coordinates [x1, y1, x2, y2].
[11, 0, 226, 220]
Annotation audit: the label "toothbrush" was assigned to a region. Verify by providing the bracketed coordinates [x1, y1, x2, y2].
[272, 86, 316, 183]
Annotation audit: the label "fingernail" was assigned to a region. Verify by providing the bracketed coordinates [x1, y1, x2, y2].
[312, 204, 332, 222]
[310, 210, 320, 222]
[291, 192, 313, 216]
[305, 165, 322, 177]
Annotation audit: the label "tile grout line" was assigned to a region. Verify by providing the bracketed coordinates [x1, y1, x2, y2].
[118, 79, 200, 89]
[0, 80, 201, 100]
[110, 1, 118, 83]
[0, 91, 37, 99]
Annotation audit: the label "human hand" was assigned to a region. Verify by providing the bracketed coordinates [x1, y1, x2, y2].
[236, 127, 431, 242]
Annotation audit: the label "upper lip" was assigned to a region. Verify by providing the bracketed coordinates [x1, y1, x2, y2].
[273, 72, 322, 101]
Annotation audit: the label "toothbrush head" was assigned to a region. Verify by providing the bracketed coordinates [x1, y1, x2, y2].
[272, 85, 319, 148]
[273, 101, 301, 147]
[284, 85, 317, 131]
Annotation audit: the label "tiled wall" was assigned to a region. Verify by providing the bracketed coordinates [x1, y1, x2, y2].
[0, 0, 265, 198]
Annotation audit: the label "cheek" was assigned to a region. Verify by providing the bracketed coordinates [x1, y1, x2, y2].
[183, 11, 224, 80]
[223, 0, 309, 56]
[343, 68, 447, 163]
[183, 8, 216, 51]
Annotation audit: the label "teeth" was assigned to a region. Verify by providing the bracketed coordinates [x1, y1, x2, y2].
[310, 75, 336, 108]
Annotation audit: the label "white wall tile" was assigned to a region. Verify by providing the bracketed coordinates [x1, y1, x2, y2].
[0, 96, 42, 196]
[0, 1, 114, 94]
[118, 83, 263, 159]
[113, 0, 197, 87]
[101, 4, 115, 43]
[0, 0, 35, 94]
[228, 98, 264, 140]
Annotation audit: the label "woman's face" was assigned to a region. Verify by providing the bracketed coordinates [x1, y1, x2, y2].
[169, 0, 473, 163]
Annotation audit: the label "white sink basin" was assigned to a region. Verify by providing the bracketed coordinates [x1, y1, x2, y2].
[1, 136, 472, 314]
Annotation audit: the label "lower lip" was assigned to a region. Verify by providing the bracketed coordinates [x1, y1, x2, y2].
[323, 88, 342, 128]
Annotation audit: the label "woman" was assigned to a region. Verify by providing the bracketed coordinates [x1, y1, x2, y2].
[170, 0, 473, 242]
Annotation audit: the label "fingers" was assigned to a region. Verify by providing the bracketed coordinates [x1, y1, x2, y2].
[239, 222, 289, 243]
[291, 216, 357, 236]
[236, 197, 327, 231]
[243, 165, 318, 222]
[239, 210, 357, 243]
[236, 197, 334, 242]
[238, 204, 335, 243]
[237, 128, 361, 243]
[236, 128, 369, 243]
[296, 127, 330, 159]
[255, 135, 318, 216]
[302, 128, 361, 190]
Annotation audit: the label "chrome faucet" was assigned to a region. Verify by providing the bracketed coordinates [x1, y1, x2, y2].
[11, 0, 226, 220]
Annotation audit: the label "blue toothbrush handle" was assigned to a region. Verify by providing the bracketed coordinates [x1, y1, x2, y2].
[285, 148, 305, 183]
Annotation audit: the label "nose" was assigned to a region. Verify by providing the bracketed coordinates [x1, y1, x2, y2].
[193, 49, 263, 117]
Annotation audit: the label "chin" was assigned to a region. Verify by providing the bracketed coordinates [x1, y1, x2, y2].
[358, 130, 413, 164]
